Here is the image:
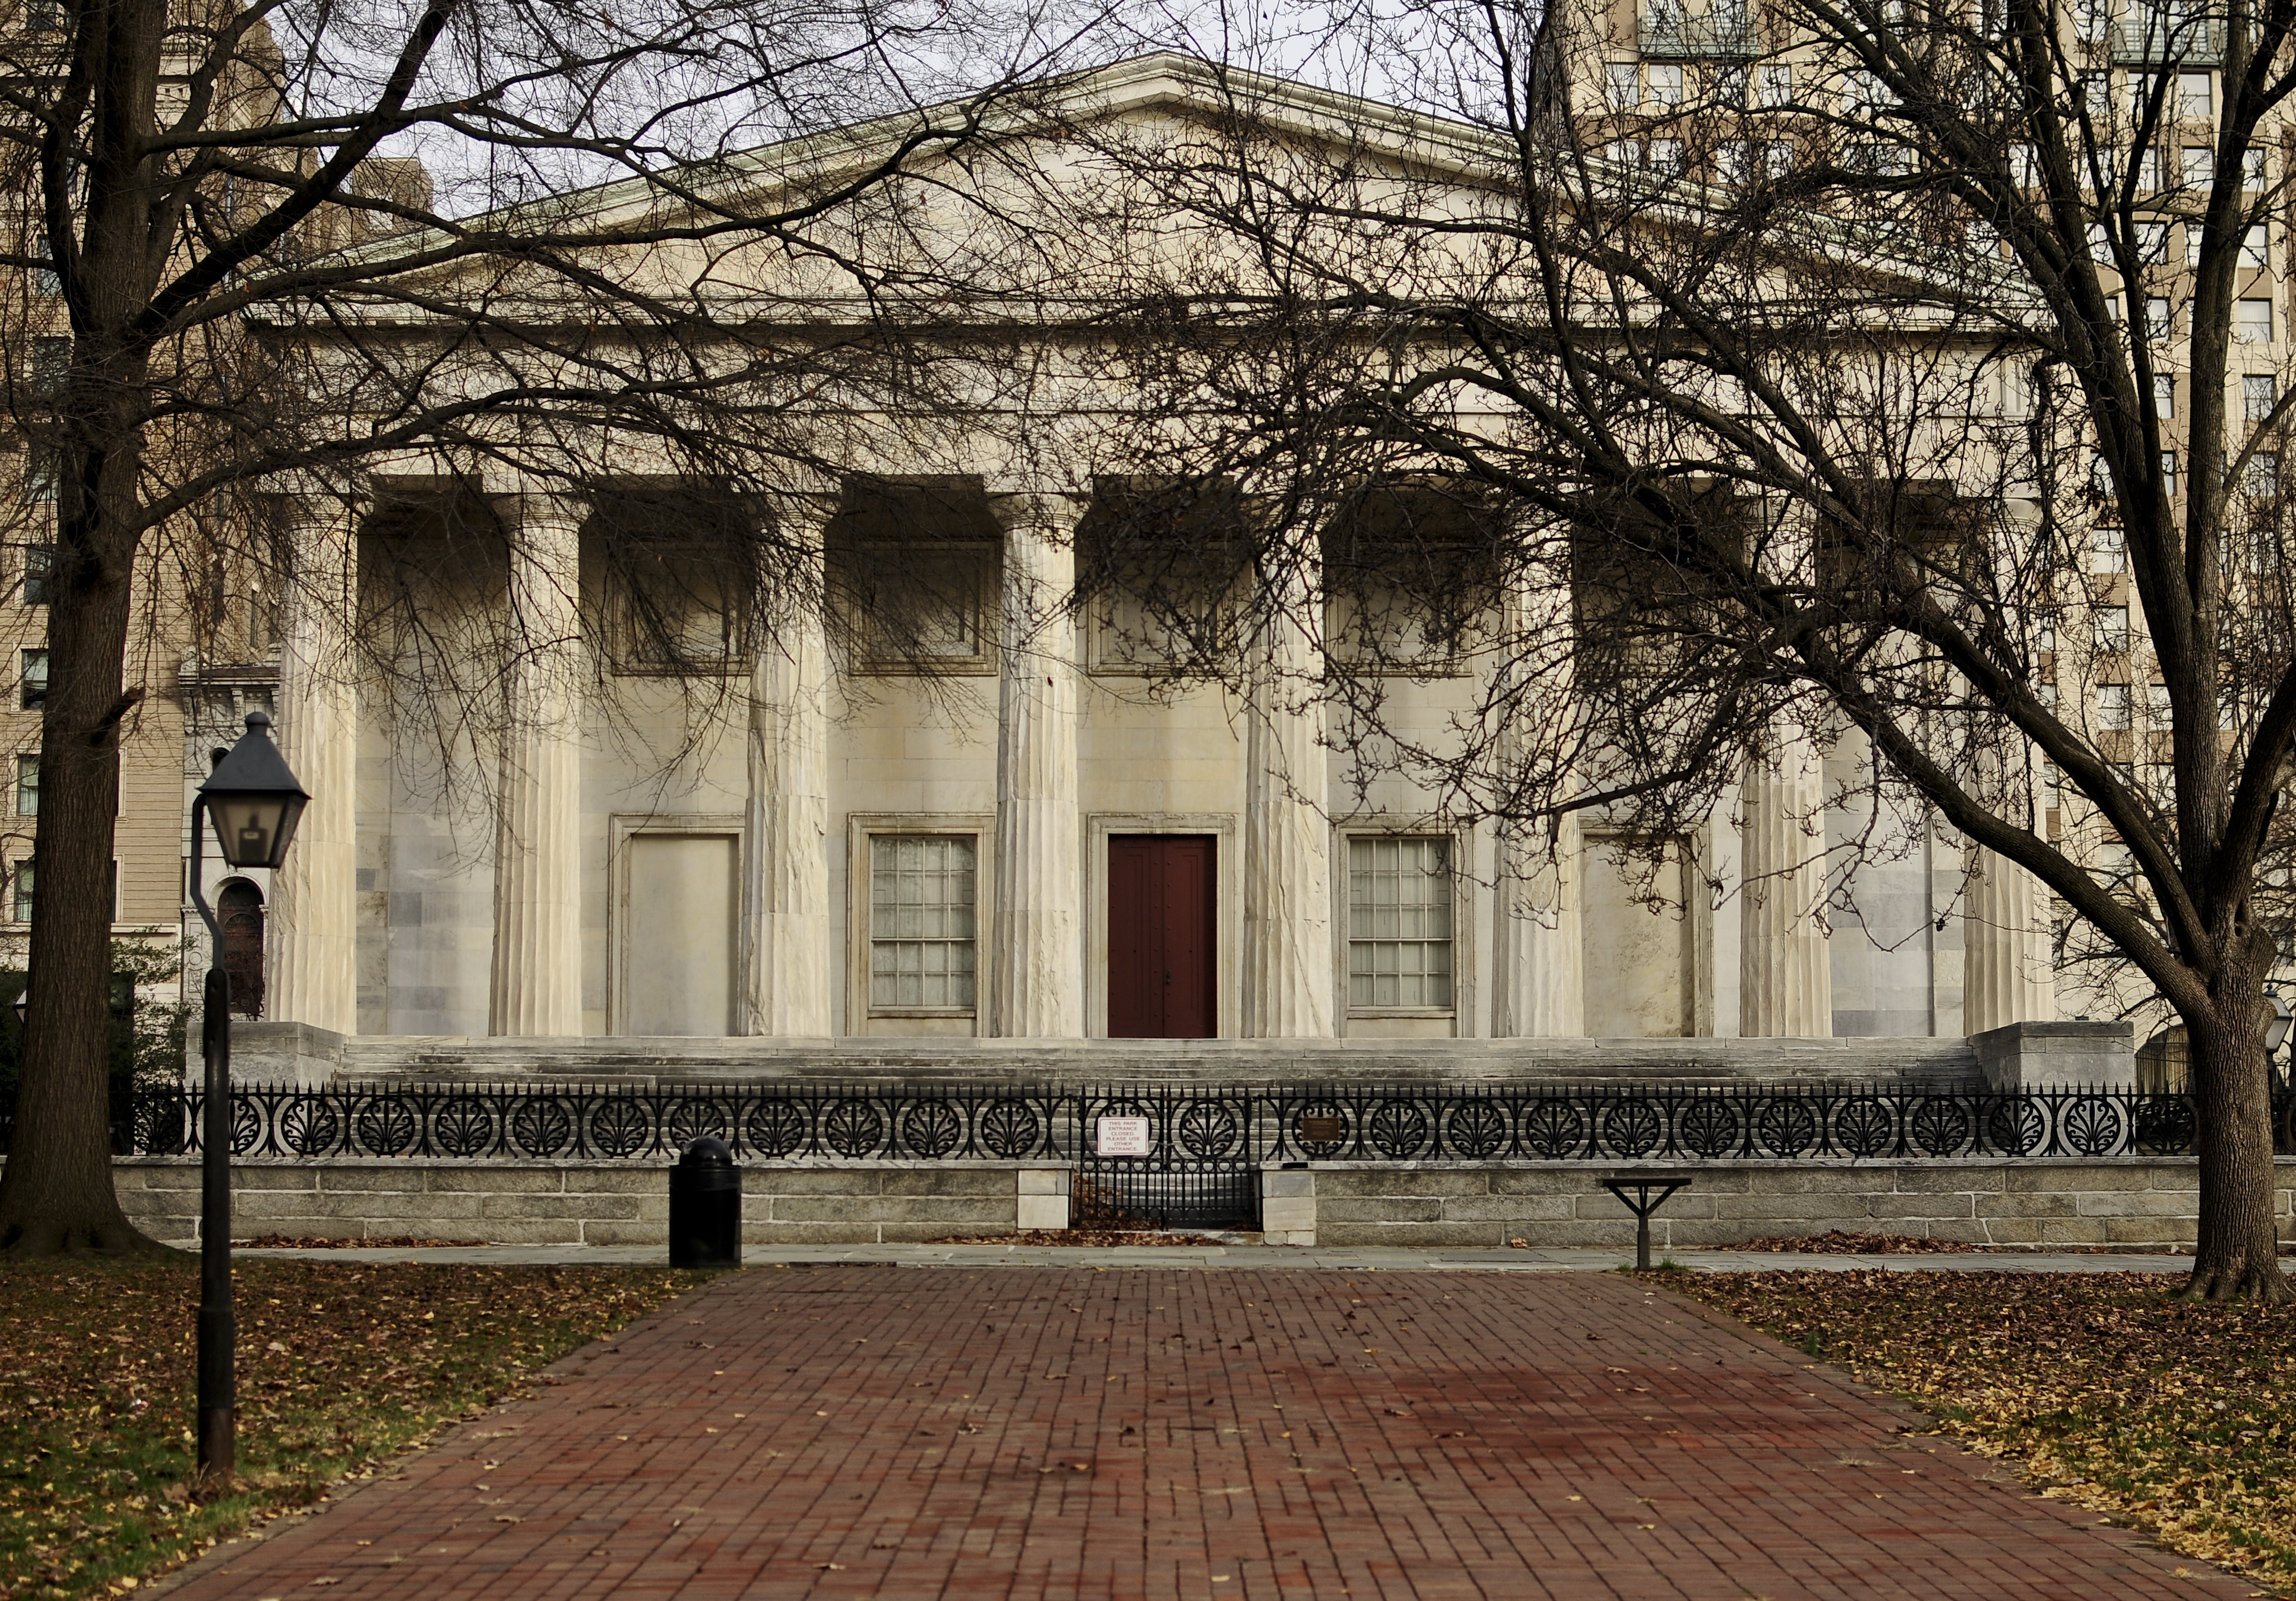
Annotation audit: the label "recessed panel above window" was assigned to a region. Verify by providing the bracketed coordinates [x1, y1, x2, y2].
[827, 476, 1001, 675]
[594, 486, 760, 675]
[1077, 477, 1248, 675]
[1323, 482, 1503, 674]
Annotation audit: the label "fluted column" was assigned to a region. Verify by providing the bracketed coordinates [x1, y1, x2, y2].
[1244, 556, 1334, 1037]
[1965, 849, 2057, 1032]
[488, 493, 586, 1037]
[1739, 714, 1832, 1037]
[987, 490, 1084, 1037]
[1494, 571, 1583, 1036]
[1965, 738, 2057, 1032]
[741, 493, 833, 1036]
[1496, 814, 1585, 1036]
[268, 495, 361, 1035]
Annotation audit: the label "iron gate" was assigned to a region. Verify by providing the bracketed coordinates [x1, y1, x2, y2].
[1072, 1086, 1262, 1231]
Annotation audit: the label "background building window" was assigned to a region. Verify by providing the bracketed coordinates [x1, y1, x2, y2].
[12, 860, 30, 923]
[20, 649, 46, 710]
[29, 337, 67, 396]
[1347, 836, 1454, 1010]
[2246, 373, 2277, 420]
[15, 754, 35, 817]
[20, 543, 51, 605]
[868, 834, 978, 1010]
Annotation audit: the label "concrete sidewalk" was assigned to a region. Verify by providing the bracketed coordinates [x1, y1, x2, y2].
[235, 1240, 2280, 1273]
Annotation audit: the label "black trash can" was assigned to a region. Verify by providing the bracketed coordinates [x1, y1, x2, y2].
[668, 1136, 742, 1268]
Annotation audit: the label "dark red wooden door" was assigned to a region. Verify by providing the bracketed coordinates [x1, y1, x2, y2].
[1107, 836, 1216, 1038]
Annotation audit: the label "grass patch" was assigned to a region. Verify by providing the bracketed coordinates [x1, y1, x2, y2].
[1, 1257, 701, 1599]
[1683, 1270, 2296, 1594]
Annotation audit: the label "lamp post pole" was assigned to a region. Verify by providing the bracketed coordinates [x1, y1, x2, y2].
[185, 708, 310, 1491]
[188, 790, 232, 1485]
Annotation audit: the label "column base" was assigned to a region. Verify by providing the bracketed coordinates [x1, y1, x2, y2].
[1970, 1020, 2134, 1091]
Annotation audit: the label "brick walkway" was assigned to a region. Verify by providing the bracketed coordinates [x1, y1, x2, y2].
[160, 1267, 2253, 1599]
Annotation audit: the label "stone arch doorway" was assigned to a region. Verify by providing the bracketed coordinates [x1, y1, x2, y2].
[219, 878, 265, 1019]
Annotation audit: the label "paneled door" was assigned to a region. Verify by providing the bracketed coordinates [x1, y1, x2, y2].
[624, 833, 738, 1034]
[1107, 835, 1217, 1038]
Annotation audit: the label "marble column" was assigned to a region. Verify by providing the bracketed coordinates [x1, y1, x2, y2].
[1244, 556, 1335, 1037]
[987, 490, 1084, 1037]
[488, 493, 586, 1037]
[1964, 849, 2057, 1032]
[741, 493, 833, 1036]
[268, 495, 361, 1036]
[1493, 574, 1584, 1036]
[1495, 814, 1585, 1036]
[1739, 714, 1832, 1037]
[1965, 739, 2057, 1032]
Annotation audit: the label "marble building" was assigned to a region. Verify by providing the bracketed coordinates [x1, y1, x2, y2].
[185, 56, 2066, 1066]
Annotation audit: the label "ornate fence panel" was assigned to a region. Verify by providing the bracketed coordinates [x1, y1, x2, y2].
[1252, 1082, 2220, 1161]
[4, 1079, 2285, 1175]
[1073, 1085, 1262, 1230]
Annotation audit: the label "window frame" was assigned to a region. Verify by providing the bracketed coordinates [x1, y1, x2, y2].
[863, 831, 983, 1017]
[1340, 829, 1465, 1021]
[845, 814, 993, 1032]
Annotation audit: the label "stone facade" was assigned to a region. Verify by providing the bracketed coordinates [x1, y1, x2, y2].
[88, 1154, 2294, 1251]
[1307, 1159, 2296, 1251]
[108, 1158, 1057, 1247]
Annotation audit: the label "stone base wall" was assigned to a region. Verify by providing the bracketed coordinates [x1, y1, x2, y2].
[1308, 1159, 2296, 1251]
[107, 1160, 1054, 1247]
[84, 1156, 2296, 1251]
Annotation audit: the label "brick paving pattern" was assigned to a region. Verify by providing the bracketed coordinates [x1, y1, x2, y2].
[159, 1267, 2254, 1599]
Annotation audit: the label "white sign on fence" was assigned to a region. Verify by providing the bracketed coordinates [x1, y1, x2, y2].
[1095, 1115, 1153, 1157]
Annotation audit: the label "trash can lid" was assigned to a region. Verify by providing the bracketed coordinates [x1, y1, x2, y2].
[678, 1135, 735, 1166]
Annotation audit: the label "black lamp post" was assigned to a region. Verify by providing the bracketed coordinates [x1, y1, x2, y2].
[188, 710, 308, 1488]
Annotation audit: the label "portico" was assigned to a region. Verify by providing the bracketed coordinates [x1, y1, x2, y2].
[208, 463, 2059, 1058]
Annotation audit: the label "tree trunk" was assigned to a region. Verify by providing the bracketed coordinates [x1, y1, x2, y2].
[2184, 984, 2292, 1302]
[0, 431, 163, 1255]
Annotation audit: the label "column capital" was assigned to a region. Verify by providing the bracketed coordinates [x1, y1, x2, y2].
[255, 474, 368, 521]
[983, 485, 1093, 531]
[491, 486, 589, 530]
[764, 486, 840, 542]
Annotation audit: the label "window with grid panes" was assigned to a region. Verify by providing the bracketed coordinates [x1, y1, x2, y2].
[1347, 836, 1454, 1010]
[867, 834, 977, 1010]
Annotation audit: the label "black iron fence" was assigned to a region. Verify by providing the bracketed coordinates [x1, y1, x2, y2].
[12, 1078, 2294, 1166]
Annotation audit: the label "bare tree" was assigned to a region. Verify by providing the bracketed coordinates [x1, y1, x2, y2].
[0, 0, 1099, 1254]
[1045, 7, 2296, 1297]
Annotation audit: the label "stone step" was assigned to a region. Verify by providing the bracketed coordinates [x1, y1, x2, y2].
[223, 1023, 1979, 1088]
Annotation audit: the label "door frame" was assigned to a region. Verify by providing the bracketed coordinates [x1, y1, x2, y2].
[608, 812, 743, 1036]
[1087, 812, 1241, 1040]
